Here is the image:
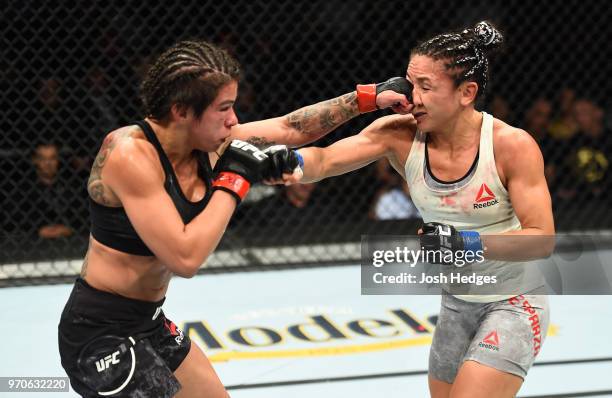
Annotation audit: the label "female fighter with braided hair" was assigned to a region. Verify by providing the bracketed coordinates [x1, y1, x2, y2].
[281, 21, 554, 397]
[58, 39, 411, 397]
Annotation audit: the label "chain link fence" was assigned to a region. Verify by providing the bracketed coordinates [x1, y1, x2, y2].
[1, 0, 611, 283]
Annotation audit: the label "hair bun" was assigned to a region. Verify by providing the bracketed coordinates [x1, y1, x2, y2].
[473, 21, 503, 50]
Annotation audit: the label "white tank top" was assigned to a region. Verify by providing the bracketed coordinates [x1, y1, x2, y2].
[404, 112, 532, 303]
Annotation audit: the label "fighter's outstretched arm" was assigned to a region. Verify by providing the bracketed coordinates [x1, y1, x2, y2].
[290, 114, 414, 183]
[231, 78, 413, 148]
[298, 131, 390, 183]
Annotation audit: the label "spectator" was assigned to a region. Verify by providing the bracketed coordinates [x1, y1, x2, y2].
[369, 158, 420, 220]
[554, 99, 610, 227]
[566, 99, 610, 197]
[284, 183, 318, 209]
[523, 98, 552, 142]
[371, 183, 420, 220]
[522, 98, 555, 185]
[232, 182, 322, 239]
[549, 87, 578, 140]
[16, 143, 83, 239]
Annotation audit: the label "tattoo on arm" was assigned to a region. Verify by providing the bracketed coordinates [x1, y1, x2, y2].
[285, 91, 359, 137]
[87, 131, 128, 205]
[246, 136, 277, 149]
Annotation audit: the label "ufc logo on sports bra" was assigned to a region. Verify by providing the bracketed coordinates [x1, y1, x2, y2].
[95, 351, 121, 372]
[231, 140, 267, 160]
[473, 183, 499, 209]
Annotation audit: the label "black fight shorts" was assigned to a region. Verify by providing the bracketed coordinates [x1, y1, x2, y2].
[58, 278, 191, 397]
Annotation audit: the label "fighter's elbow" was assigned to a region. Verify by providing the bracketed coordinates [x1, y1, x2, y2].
[540, 236, 556, 258]
[165, 247, 206, 278]
[530, 231, 555, 259]
[171, 258, 203, 278]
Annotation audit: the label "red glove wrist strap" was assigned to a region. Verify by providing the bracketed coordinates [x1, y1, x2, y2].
[212, 172, 250, 202]
[356, 84, 377, 113]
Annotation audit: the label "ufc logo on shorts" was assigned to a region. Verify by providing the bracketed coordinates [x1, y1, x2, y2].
[96, 351, 121, 372]
[231, 140, 267, 160]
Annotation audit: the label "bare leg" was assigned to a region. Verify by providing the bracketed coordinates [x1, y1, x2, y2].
[450, 360, 523, 398]
[173, 343, 229, 398]
[429, 375, 452, 398]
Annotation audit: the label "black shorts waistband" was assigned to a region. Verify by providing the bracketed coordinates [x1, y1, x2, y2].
[68, 278, 166, 322]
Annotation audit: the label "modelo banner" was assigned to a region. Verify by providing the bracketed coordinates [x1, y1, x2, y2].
[179, 305, 556, 362]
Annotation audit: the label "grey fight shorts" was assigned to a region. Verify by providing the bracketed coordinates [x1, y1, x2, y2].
[429, 292, 550, 383]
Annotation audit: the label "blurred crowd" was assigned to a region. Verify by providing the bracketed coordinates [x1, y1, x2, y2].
[1, 18, 611, 259]
[1, 74, 610, 250]
[489, 89, 611, 220]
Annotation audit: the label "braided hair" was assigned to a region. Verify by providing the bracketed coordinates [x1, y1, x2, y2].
[412, 21, 503, 100]
[140, 40, 241, 121]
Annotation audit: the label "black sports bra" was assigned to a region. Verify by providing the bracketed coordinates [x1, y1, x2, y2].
[89, 120, 213, 256]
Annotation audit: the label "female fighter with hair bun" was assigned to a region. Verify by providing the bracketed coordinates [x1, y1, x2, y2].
[282, 22, 554, 397]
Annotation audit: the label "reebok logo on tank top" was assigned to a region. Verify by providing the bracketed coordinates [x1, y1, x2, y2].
[473, 183, 499, 209]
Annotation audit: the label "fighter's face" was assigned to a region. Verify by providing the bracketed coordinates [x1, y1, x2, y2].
[406, 55, 465, 133]
[191, 80, 239, 152]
